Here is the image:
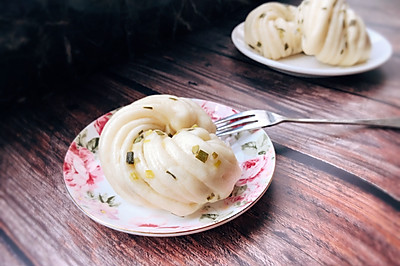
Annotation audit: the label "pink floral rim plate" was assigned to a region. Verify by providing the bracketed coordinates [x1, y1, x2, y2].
[63, 99, 276, 237]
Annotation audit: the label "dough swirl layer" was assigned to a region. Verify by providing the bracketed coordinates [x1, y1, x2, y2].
[298, 0, 371, 66]
[99, 95, 241, 216]
[244, 2, 302, 60]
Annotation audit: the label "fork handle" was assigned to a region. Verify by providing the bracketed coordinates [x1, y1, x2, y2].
[284, 117, 400, 128]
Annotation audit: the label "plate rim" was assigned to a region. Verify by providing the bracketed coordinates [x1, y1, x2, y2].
[63, 98, 276, 237]
[231, 22, 392, 77]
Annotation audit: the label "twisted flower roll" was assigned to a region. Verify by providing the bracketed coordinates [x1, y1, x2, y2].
[244, 0, 371, 66]
[244, 2, 302, 60]
[297, 0, 371, 66]
[98, 95, 241, 216]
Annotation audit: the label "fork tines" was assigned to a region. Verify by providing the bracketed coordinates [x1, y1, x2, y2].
[214, 110, 259, 136]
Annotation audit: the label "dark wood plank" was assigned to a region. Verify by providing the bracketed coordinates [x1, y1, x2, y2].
[0, 227, 32, 266]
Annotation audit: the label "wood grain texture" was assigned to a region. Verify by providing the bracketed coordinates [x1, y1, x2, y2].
[1, 0, 399, 265]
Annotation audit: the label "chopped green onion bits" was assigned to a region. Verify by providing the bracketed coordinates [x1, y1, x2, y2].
[195, 149, 209, 163]
[126, 151, 134, 164]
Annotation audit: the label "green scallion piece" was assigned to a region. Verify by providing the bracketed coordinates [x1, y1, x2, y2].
[192, 145, 200, 154]
[145, 170, 155, 179]
[207, 192, 215, 201]
[166, 170, 177, 180]
[196, 149, 208, 163]
[126, 151, 134, 164]
[155, 130, 165, 136]
[133, 134, 144, 143]
[143, 106, 153, 110]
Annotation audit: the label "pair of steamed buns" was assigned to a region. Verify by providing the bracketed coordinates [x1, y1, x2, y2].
[244, 0, 371, 66]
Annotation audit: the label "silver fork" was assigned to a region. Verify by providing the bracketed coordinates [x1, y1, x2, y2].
[215, 110, 400, 136]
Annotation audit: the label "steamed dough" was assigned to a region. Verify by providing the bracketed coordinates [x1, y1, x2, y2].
[244, 0, 371, 66]
[298, 0, 371, 66]
[244, 2, 302, 60]
[98, 95, 241, 216]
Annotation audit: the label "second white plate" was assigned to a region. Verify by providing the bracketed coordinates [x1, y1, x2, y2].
[231, 22, 392, 77]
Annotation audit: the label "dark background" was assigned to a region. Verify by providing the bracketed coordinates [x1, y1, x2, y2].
[0, 0, 263, 106]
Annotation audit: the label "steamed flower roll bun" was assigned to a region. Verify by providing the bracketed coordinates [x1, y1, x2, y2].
[297, 0, 371, 66]
[244, 2, 302, 60]
[98, 95, 241, 216]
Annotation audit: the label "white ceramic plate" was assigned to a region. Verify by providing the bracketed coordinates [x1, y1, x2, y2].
[231, 22, 392, 77]
[63, 99, 276, 237]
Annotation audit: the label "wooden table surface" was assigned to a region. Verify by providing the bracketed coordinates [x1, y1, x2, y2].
[1, 0, 399, 265]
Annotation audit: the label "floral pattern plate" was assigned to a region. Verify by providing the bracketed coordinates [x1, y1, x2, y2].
[63, 99, 276, 237]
